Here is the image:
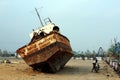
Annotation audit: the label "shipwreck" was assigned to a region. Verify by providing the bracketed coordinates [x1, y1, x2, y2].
[16, 9, 73, 72]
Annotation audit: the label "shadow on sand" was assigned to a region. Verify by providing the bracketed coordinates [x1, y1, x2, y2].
[57, 65, 91, 75]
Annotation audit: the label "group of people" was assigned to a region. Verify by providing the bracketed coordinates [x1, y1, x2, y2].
[91, 58, 100, 73]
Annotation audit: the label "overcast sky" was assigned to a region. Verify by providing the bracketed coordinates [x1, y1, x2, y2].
[0, 0, 120, 52]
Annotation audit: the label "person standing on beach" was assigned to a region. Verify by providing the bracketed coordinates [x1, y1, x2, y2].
[95, 58, 98, 63]
[91, 60, 96, 72]
[91, 58, 100, 72]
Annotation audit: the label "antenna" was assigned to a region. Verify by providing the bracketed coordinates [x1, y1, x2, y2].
[35, 8, 44, 27]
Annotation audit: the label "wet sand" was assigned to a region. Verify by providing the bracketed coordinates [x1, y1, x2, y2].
[0, 59, 119, 80]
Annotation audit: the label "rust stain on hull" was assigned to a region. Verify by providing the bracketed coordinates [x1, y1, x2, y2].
[17, 32, 73, 73]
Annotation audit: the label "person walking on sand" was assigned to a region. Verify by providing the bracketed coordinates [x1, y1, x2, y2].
[91, 60, 96, 72]
[91, 58, 100, 72]
[95, 58, 98, 63]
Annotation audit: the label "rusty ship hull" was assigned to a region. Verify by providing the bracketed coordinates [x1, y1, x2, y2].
[17, 32, 73, 72]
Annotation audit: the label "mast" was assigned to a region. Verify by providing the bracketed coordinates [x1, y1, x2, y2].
[35, 8, 44, 27]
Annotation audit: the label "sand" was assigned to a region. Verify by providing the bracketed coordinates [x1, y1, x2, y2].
[0, 58, 119, 80]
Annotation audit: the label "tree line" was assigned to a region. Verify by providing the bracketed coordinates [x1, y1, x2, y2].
[107, 41, 120, 60]
[0, 49, 15, 57]
[73, 50, 105, 59]
[73, 39, 120, 60]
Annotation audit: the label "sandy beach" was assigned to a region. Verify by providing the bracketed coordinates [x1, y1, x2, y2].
[0, 58, 119, 80]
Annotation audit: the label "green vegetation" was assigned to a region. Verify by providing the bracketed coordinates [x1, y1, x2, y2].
[107, 41, 120, 60]
[73, 39, 120, 60]
[73, 49, 105, 59]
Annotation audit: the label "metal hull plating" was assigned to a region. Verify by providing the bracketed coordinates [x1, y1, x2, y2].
[17, 32, 73, 72]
